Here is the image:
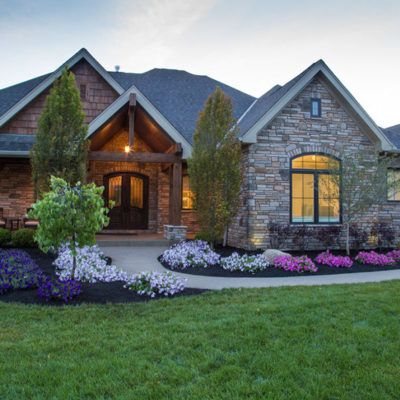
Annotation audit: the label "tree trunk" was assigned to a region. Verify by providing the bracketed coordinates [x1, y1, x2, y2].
[223, 225, 228, 247]
[345, 222, 350, 256]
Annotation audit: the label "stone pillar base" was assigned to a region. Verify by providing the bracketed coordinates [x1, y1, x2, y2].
[163, 225, 187, 242]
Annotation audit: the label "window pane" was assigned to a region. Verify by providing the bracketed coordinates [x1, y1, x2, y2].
[182, 175, 194, 209]
[311, 100, 320, 116]
[292, 173, 314, 222]
[292, 154, 339, 170]
[388, 169, 400, 201]
[130, 176, 143, 208]
[108, 176, 122, 207]
[318, 174, 340, 222]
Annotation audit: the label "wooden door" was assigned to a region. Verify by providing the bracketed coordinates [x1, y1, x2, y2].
[105, 173, 148, 229]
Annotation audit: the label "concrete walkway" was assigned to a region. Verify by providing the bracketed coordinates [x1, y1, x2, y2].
[100, 245, 400, 290]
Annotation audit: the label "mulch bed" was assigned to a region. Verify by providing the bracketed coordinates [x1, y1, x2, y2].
[0, 248, 205, 306]
[159, 246, 400, 278]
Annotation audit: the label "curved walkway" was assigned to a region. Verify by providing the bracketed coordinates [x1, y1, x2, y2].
[100, 246, 400, 290]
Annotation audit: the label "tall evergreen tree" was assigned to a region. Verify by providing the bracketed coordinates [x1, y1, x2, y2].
[188, 87, 242, 246]
[31, 68, 88, 196]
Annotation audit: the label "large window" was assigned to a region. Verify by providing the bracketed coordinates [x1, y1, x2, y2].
[182, 175, 194, 210]
[291, 154, 340, 223]
[387, 169, 400, 201]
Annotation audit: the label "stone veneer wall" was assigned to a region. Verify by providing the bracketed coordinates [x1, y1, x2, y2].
[0, 160, 34, 218]
[228, 75, 400, 250]
[0, 59, 118, 134]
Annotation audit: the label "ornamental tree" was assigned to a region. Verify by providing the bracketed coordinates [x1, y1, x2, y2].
[29, 176, 111, 279]
[188, 87, 242, 246]
[327, 152, 398, 255]
[31, 68, 88, 197]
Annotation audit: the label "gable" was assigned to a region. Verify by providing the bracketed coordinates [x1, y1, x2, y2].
[263, 75, 375, 148]
[0, 59, 119, 135]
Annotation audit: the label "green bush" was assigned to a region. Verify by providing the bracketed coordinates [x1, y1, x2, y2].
[11, 229, 36, 248]
[194, 231, 216, 244]
[0, 228, 11, 247]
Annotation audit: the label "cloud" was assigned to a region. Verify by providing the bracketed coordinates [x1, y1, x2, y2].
[106, 0, 218, 71]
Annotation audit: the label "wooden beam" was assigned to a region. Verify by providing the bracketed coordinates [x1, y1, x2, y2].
[169, 161, 182, 225]
[165, 143, 183, 155]
[128, 93, 136, 148]
[88, 151, 180, 163]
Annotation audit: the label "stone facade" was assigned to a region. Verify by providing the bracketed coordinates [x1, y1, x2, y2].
[228, 75, 400, 250]
[164, 225, 188, 241]
[0, 60, 118, 134]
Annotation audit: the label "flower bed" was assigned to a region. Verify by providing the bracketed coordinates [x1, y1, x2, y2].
[355, 251, 395, 266]
[161, 240, 220, 269]
[274, 255, 318, 273]
[38, 277, 82, 303]
[0, 249, 44, 294]
[220, 252, 269, 273]
[315, 250, 353, 268]
[54, 244, 127, 283]
[124, 271, 186, 298]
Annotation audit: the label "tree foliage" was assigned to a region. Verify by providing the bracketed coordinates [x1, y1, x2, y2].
[29, 177, 111, 279]
[327, 152, 398, 255]
[31, 68, 88, 197]
[188, 87, 242, 245]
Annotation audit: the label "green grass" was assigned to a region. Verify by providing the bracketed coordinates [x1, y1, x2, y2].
[1, 282, 399, 400]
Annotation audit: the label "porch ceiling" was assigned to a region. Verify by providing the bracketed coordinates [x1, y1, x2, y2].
[89, 103, 175, 153]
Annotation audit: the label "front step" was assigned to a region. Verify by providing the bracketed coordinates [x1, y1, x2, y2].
[97, 238, 169, 247]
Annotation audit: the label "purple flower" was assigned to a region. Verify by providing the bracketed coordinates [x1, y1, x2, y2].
[37, 277, 81, 303]
[274, 255, 318, 273]
[355, 251, 395, 266]
[315, 250, 353, 268]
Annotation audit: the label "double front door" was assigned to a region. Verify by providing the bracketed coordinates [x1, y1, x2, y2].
[104, 172, 148, 229]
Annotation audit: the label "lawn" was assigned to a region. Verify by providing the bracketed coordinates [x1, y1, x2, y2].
[1, 282, 399, 400]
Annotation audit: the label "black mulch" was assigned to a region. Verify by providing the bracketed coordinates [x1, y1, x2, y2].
[159, 246, 400, 278]
[0, 248, 205, 306]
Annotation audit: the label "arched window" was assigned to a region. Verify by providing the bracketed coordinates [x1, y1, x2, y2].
[290, 154, 340, 223]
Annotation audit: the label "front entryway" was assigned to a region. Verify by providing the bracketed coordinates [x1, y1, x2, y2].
[104, 172, 149, 229]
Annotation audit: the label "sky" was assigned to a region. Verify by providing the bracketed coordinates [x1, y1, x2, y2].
[0, 0, 399, 127]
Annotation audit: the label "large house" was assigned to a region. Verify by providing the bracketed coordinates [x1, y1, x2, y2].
[0, 48, 399, 249]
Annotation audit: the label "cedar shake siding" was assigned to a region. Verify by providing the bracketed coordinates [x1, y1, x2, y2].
[228, 75, 400, 250]
[0, 60, 118, 134]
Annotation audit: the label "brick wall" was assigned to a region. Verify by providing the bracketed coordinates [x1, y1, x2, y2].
[0, 160, 34, 219]
[228, 75, 400, 250]
[0, 59, 118, 134]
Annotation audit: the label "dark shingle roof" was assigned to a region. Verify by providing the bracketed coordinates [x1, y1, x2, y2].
[0, 134, 35, 153]
[238, 61, 319, 136]
[109, 69, 255, 144]
[0, 74, 50, 117]
[383, 124, 400, 149]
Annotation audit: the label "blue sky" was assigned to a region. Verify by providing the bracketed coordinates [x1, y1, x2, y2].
[0, 0, 399, 127]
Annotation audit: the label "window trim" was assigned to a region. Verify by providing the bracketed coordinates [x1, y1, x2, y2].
[387, 168, 400, 202]
[290, 153, 342, 224]
[310, 98, 321, 118]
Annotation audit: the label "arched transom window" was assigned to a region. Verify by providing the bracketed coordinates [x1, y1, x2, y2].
[291, 154, 340, 224]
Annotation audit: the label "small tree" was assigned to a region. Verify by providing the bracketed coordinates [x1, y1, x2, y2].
[327, 152, 398, 255]
[29, 176, 111, 279]
[31, 68, 88, 197]
[188, 87, 241, 246]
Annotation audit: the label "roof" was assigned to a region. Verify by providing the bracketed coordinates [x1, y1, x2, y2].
[0, 134, 35, 156]
[0, 74, 50, 117]
[108, 69, 255, 144]
[383, 124, 400, 149]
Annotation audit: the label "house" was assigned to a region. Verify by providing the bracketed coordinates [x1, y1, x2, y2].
[0, 48, 399, 249]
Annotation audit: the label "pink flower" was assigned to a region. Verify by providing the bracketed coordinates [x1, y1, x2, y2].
[274, 255, 318, 273]
[315, 250, 353, 268]
[355, 251, 395, 266]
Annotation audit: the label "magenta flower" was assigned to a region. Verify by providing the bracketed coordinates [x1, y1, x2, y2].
[315, 250, 353, 268]
[355, 251, 395, 266]
[274, 255, 318, 273]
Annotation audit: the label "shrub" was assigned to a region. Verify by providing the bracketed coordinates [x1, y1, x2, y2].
[161, 240, 220, 270]
[124, 271, 186, 298]
[0, 228, 11, 247]
[37, 277, 81, 303]
[274, 255, 318, 273]
[315, 250, 353, 268]
[220, 252, 269, 273]
[55, 244, 127, 283]
[268, 223, 290, 249]
[355, 251, 395, 266]
[0, 249, 44, 294]
[194, 231, 215, 244]
[11, 229, 36, 248]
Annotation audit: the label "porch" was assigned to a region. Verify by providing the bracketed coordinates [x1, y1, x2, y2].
[88, 93, 197, 236]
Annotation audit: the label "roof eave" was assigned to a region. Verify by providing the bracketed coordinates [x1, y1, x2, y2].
[0, 150, 30, 158]
[0, 48, 124, 129]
